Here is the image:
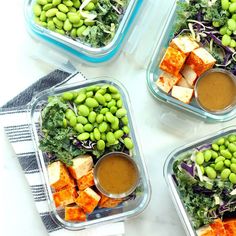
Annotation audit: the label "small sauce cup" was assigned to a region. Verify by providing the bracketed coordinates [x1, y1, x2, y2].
[94, 152, 140, 199]
[194, 68, 236, 114]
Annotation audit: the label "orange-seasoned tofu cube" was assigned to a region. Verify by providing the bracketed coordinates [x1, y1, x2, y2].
[210, 219, 226, 236]
[176, 76, 192, 88]
[159, 46, 187, 76]
[65, 206, 86, 222]
[196, 226, 215, 236]
[171, 86, 194, 104]
[77, 169, 94, 191]
[53, 187, 78, 208]
[98, 192, 123, 208]
[75, 187, 101, 214]
[48, 161, 72, 191]
[156, 72, 182, 93]
[170, 35, 199, 55]
[68, 155, 93, 179]
[186, 47, 216, 76]
[180, 64, 198, 86]
[223, 219, 236, 236]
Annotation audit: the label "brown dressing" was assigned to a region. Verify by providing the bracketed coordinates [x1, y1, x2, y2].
[196, 71, 236, 112]
[96, 154, 138, 195]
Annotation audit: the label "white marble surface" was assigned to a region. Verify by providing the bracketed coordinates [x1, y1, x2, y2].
[1, 0, 236, 236]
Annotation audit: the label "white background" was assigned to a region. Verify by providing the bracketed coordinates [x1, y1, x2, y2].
[1, 0, 236, 235]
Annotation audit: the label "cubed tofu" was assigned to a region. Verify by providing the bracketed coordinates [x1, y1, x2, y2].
[65, 206, 86, 222]
[170, 35, 199, 55]
[159, 46, 187, 76]
[196, 226, 215, 236]
[98, 193, 123, 208]
[53, 187, 78, 208]
[171, 86, 194, 104]
[156, 72, 182, 93]
[180, 64, 198, 86]
[77, 169, 95, 191]
[210, 219, 226, 236]
[48, 161, 72, 191]
[223, 219, 236, 236]
[176, 76, 192, 89]
[75, 187, 101, 214]
[186, 47, 216, 76]
[68, 155, 93, 179]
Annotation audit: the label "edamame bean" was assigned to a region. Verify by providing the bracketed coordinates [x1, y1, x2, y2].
[96, 114, 104, 123]
[222, 0, 230, 10]
[64, 19, 72, 31]
[232, 157, 236, 163]
[220, 26, 227, 35]
[116, 108, 127, 118]
[114, 130, 124, 139]
[63, 118, 67, 128]
[111, 93, 121, 100]
[107, 99, 116, 108]
[121, 116, 128, 125]
[52, 0, 61, 6]
[200, 166, 205, 174]
[73, 19, 84, 27]
[123, 126, 130, 134]
[229, 134, 236, 142]
[229, 2, 236, 13]
[65, 109, 75, 119]
[224, 159, 231, 167]
[90, 132, 95, 141]
[62, 91, 73, 100]
[230, 39, 236, 48]
[74, 93, 86, 104]
[37, 0, 47, 5]
[204, 150, 212, 162]
[231, 163, 236, 173]
[85, 97, 99, 108]
[58, 3, 69, 12]
[78, 105, 90, 116]
[106, 132, 116, 144]
[217, 137, 225, 145]
[124, 137, 134, 150]
[88, 111, 96, 123]
[225, 140, 230, 147]
[97, 140, 105, 151]
[83, 123, 93, 132]
[40, 11, 47, 22]
[229, 173, 236, 184]
[53, 17, 63, 28]
[105, 112, 115, 123]
[74, 123, 84, 133]
[221, 149, 232, 159]
[55, 28, 65, 34]
[98, 122, 108, 133]
[101, 133, 106, 141]
[56, 11, 67, 21]
[228, 19, 236, 31]
[84, 2, 95, 10]
[46, 8, 58, 17]
[108, 85, 118, 94]
[68, 12, 80, 24]
[212, 143, 219, 151]
[69, 116, 77, 127]
[111, 117, 119, 130]
[211, 150, 218, 159]
[73, 0, 81, 8]
[70, 28, 77, 38]
[77, 116, 88, 124]
[84, 19, 95, 26]
[222, 34, 231, 46]
[63, 0, 73, 6]
[33, 4, 42, 16]
[196, 152, 204, 165]
[100, 108, 109, 114]
[220, 145, 226, 150]
[215, 156, 225, 163]
[117, 99, 123, 108]
[43, 3, 53, 10]
[221, 168, 231, 180]
[94, 128, 101, 140]
[110, 106, 117, 114]
[104, 93, 112, 102]
[215, 161, 224, 171]
[229, 143, 236, 153]
[95, 93, 105, 105]
[205, 166, 217, 179]
[77, 132, 90, 140]
[77, 25, 87, 36]
[97, 88, 106, 95]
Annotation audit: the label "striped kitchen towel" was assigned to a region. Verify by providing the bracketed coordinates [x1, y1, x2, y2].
[0, 70, 124, 236]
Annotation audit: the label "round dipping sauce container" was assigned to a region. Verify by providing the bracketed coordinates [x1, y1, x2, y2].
[194, 68, 236, 114]
[94, 152, 140, 199]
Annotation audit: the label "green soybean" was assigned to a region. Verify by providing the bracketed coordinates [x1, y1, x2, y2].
[100, 108, 109, 114]
[43, 3, 53, 10]
[229, 143, 236, 153]
[232, 157, 236, 164]
[110, 106, 117, 114]
[228, 134, 236, 142]
[204, 150, 212, 162]
[107, 99, 116, 108]
[84, 2, 95, 10]
[211, 150, 218, 159]
[52, 0, 61, 5]
[37, 0, 47, 5]
[104, 93, 112, 102]
[33, 4, 42, 16]
[116, 108, 127, 118]
[212, 143, 219, 151]
[217, 137, 225, 145]
[63, 0, 73, 6]
[222, 34, 231, 46]
[96, 114, 104, 123]
[53, 17, 63, 28]
[63, 19, 72, 31]
[65, 109, 75, 119]
[215, 156, 225, 163]
[215, 161, 224, 171]
[108, 85, 118, 94]
[97, 140, 105, 151]
[62, 91, 73, 100]
[225, 159, 231, 167]
[90, 132, 95, 141]
[221, 168, 231, 180]
[124, 137, 134, 150]
[98, 122, 108, 133]
[85, 97, 99, 108]
[117, 99, 123, 108]
[70, 28, 77, 38]
[231, 163, 236, 173]
[114, 130, 124, 139]
[46, 8, 58, 17]
[58, 3, 69, 12]
[74, 123, 84, 133]
[94, 128, 101, 140]
[83, 123, 93, 132]
[74, 93, 86, 104]
[229, 173, 236, 184]
[205, 166, 217, 179]
[196, 152, 204, 165]
[77, 116, 88, 124]
[68, 12, 80, 24]
[95, 93, 105, 105]
[123, 126, 130, 134]
[105, 112, 115, 123]
[78, 105, 90, 116]
[88, 111, 96, 123]
[77, 132, 90, 140]
[56, 11, 67, 21]
[77, 25, 87, 36]
[221, 149, 232, 159]
[73, 0, 81, 8]
[229, 2, 236, 13]
[222, 0, 230, 10]
[106, 132, 116, 144]
[121, 116, 128, 125]
[40, 11, 47, 22]
[69, 116, 77, 127]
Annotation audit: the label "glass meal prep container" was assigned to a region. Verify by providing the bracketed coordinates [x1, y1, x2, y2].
[164, 126, 236, 236]
[24, 0, 143, 64]
[146, 0, 236, 122]
[28, 76, 151, 230]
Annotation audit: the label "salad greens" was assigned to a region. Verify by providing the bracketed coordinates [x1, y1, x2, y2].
[174, 0, 236, 74]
